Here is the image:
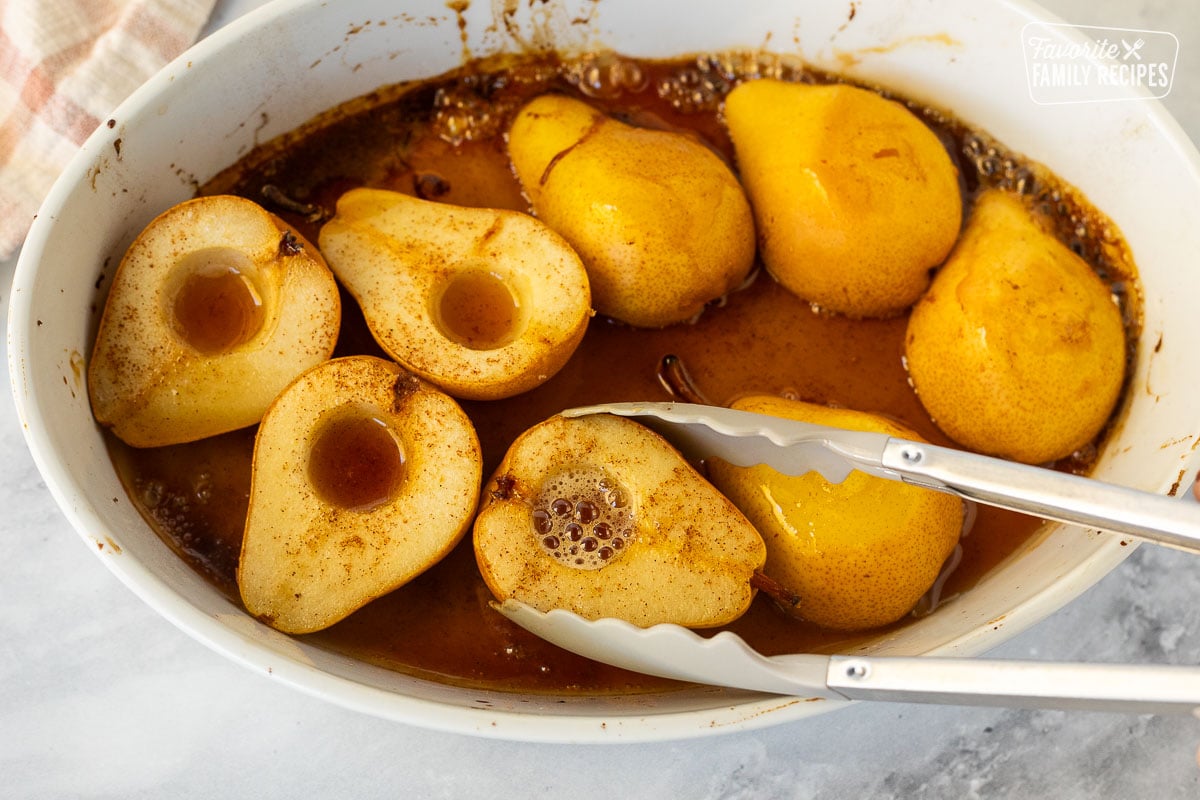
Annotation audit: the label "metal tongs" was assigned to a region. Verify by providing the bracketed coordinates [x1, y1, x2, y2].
[563, 402, 1200, 551]
[495, 402, 1200, 714]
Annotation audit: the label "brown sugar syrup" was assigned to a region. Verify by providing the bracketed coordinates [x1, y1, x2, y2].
[106, 53, 1139, 694]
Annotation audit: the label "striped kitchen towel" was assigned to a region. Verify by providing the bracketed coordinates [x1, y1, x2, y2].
[0, 0, 216, 260]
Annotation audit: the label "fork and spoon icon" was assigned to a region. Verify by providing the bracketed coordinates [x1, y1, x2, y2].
[1121, 37, 1146, 60]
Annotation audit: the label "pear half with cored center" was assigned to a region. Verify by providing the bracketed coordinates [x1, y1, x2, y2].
[238, 355, 482, 634]
[474, 413, 767, 628]
[88, 194, 340, 447]
[318, 188, 592, 401]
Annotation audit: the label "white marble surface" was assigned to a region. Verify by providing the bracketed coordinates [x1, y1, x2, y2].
[4, 0, 1200, 797]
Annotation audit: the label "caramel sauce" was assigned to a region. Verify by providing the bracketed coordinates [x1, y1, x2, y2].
[171, 252, 263, 354]
[533, 469, 633, 570]
[436, 269, 521, 350]
[308, 411, 405, 511]
[107, 53, 1140, 694]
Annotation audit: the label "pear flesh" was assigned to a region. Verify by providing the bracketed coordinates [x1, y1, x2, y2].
[507, 94, 756, 328]
[318, 188, 592, 401]
[238, 355, 482, 634]
[88, 195, 340, 447]
[474, 413, 766, 628]
[706, 396, 964, 631]
[904, 190, 1126, 464]
[724, 79, 962, 318]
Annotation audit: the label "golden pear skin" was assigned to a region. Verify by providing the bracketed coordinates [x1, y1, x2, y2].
[319, 188, 591, 401]
[508, 94, 756, 328]
[88, 195, 340, 447]
[474, 413, 766, 628]
[239, 356, 482, 634]
[905, 190, 1126, 464]
[706, 396, 964, 631]
[724, 79, 962, 318]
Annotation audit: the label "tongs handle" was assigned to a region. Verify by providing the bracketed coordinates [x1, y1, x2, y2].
[874, 439, 1200, 551]
[822, 654, 1200, 714]
[502, 601, 1200, 714]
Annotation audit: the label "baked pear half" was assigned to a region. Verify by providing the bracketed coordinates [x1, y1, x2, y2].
[318, 188, 592, 401]
[905, 190, 1126, 464]
[88, 194, 340, 447]
[474, 413, 766, 628]
[507, 94, 756, 328]
[707, 395, 964, 631]
[238, 356, 482, 634]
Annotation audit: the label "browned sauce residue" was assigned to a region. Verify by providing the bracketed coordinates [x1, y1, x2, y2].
[836, 32, 962, 70]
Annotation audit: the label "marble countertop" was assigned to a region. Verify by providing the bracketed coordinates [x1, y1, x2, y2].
[4, 1, 1200, 797]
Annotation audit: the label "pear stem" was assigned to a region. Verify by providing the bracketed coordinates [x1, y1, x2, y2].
[750, 570, 800, 609]
[260, 184, 327, 223]
[657, 354, 711, 404]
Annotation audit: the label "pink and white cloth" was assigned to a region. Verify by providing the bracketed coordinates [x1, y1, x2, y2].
[0, 0, 217, 260]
